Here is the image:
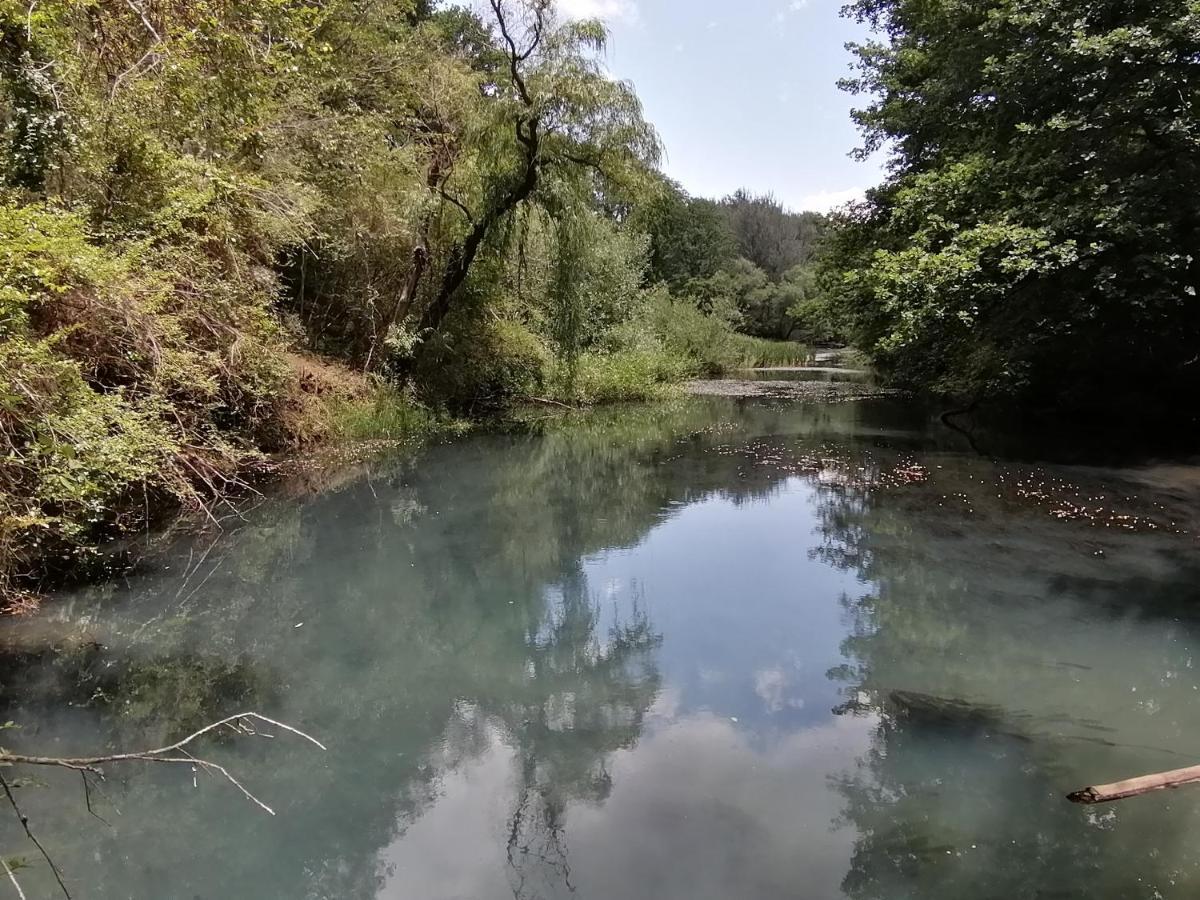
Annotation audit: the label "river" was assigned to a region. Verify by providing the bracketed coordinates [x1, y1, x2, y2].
[2, 375, 1200, 898]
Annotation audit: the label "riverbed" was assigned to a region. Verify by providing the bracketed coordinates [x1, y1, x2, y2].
[3, 375, 1200, 898]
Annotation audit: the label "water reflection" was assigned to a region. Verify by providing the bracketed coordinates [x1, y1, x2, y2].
[0, 395, 1199, 898]
[810, 448, 1200, 898]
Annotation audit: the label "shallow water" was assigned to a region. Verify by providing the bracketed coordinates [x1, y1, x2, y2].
[4, 387, 1200, 899]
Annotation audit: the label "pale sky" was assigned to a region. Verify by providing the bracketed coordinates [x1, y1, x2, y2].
[557, 0, 888, 212]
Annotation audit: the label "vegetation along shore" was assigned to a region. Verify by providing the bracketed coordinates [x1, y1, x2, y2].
[0, 0, 821, 605]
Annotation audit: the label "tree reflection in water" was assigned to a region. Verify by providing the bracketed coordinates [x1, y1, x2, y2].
[6, 395, 1199, 898]
[811, 455, 1200, 898]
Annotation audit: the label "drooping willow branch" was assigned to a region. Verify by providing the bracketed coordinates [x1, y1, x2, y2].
[0, 712, 326, 899]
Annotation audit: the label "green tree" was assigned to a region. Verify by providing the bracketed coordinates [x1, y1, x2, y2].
[632, 177, 737, 288]
[413, 0, 660, 337]
[826, 0, 1200, 418]
[722, 189, 826, 279]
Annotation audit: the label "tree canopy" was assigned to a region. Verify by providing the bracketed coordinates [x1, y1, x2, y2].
[824, 0, 1200, 419]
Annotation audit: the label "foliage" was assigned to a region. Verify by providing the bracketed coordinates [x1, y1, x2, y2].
[638, 288, 744, 376]
[631, 177, 737, 288]
[0, 0, 833, 602]
[0, 192, 295, 600]
[721, 190, 827, 279]
[729, 333, 814, 369]
[330, 385, 441, 443]
[413, 315, 551, 412]
[634, 181, 831, 340]
[826, 0, 1200, 417]
[0, 0, 673, 601]
[548, 349, 686, 405]
[687, 258, 822, 340]
[784, 265, 841, 343]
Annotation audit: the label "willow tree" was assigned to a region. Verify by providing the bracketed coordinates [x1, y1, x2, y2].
[414, 0, 660, 336]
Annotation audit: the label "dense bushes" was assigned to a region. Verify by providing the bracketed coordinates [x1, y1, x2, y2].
[0, 193, 391, 601]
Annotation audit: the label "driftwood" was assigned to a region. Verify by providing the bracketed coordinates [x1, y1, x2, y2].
[1068, 764, 1200, 804]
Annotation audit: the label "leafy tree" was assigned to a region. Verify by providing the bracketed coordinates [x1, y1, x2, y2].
[413, 0, 660, 337]
[827, 0, 1200, 418]
[631, 177, 737, 288]
[783, 264, 839, 342]
[721, 189, 826, 279]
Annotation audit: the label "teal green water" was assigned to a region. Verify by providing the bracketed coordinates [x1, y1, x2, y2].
[3, 391, 1200, 899]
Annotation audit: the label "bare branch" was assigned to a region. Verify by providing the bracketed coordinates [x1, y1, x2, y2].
[124, 0, 159, 41]
[557, 152, 613, 181]
[0, 773, 70, 899]
[1, 858, 26, 900]
[79, 772, 109, 827]
[489, 0, 540, 107]
[438, 188, 474, 223]
[109, 48, 161, 99]
[0, 713, 325, 818]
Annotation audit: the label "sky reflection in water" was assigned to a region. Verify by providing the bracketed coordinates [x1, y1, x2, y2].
[2, 394, 1200, 899]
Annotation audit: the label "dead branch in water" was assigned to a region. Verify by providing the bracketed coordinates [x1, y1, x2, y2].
[0, 771, 69, 898]
[1, 857, 27, 900]
[0, 712, 325, 898]
[1068, 763, 1200, 804]
[1, 713, 325, 816]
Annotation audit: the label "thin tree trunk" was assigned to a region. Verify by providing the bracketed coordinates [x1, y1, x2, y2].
[415, 1, 544, 337]
[363, 155, 447, 368]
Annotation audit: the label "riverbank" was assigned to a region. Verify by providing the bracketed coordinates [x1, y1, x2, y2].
[0, 337, 814, 611]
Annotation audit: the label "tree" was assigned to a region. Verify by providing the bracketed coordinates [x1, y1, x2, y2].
[414, 0, 660, 337]
[826, 0, 1200, 419]
[631, 177, 737, 288]
[721, 190, 826, 279]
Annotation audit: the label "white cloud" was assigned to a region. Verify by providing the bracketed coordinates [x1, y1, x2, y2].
[557, 0, 639, 22]
[775, 0, 807, 24]
[798, 186, 867, 213]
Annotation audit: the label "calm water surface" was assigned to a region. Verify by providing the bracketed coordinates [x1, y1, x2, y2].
[4, 385, 1200, 899]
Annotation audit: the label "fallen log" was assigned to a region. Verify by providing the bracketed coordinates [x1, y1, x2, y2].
[1068, 764, 1200, 804]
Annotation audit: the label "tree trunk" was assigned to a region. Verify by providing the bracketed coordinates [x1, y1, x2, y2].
[363, 155, 447, 368]
[416, 148, 539, 336]
[416, 0, 544, 338]
[364, 238, 428, 370]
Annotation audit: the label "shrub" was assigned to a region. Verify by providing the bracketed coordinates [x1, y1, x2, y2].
[548, 349, 688, 405]
[0, 196, 303, 600]
[331, 385, 438, 442]
[612, 288, 810, 376]
[729, 334, 813, 368]
[639, 289, 741, 376]
[413, 314, 552, 412]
